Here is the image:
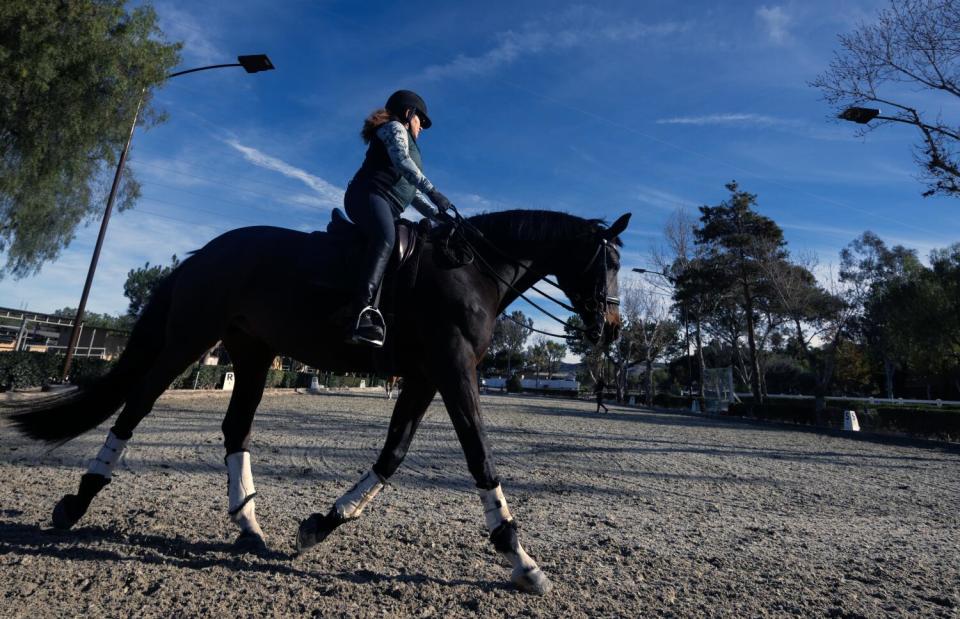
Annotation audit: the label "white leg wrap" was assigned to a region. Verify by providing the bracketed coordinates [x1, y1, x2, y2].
[226, 451, 264, 538]
[334, 469, 385, 520]
[86, 431, 127, 479]
[480, 484, 513, 531]
[480, 484, 549, 593]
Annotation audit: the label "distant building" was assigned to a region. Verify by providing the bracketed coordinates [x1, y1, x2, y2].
[0, 306, 128, 359]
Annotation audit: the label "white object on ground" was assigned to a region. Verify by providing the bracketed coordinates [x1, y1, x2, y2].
[843, 410, 861, 432]
[222, 372, 235, 391]
[308, 376, 321, 394]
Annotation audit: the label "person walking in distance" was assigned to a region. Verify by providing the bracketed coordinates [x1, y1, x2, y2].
[594, 377, 609, 414]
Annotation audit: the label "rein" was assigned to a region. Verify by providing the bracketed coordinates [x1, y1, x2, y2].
[443, 208, 616, 341]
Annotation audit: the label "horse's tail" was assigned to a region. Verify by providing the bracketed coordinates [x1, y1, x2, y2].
[4, 273, 178, 444]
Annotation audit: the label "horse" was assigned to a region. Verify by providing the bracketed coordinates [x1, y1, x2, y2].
[5, 209, 629, 595]
[384, 375, 401, 399]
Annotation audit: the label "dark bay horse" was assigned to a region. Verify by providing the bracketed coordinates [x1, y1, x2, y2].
[6, 209, 629, 594]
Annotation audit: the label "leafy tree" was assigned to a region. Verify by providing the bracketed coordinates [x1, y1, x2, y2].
[0, 1, 181, 277]
[526, 336, 549, 380]
[488, 310, 532, 376]
[840, 232, 925, 398]
[123, 254, 179, 319]
[813, 0, 960, 197]
[695, 182, 788, 403]
[52, 307, 130, 331]
[544, 340, 567, 378]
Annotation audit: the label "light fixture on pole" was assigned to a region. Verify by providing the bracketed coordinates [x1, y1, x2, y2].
[60, 55, 275, 382]
[838, 107, 881, 124]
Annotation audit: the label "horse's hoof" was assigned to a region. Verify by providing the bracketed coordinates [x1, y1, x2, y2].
[296, 511, 343, 555]
[51, 495, 84, 530]
[512, 566, 553, 595]
[231, 530, 267, 555]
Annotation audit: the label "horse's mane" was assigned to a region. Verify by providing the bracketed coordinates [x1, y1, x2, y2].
[466, 210, 622, 247]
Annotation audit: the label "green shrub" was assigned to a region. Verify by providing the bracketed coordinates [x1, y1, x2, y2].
[860, 407, 960, 440]
[69, 357, 116, 388]
[506, 375, 523, 393]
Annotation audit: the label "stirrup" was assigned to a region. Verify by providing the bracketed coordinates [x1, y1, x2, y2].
[353, 306, 385, 330]
[350, 306, 386, 347]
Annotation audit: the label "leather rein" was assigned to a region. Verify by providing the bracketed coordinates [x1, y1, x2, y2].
[443, 208, 618, 341]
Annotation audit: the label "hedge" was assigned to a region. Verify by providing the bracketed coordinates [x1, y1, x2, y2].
[727, 399, 960, 441]
[0, 352, 377, 393]
[652, 393, 692, 409]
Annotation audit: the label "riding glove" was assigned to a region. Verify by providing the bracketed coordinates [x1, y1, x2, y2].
[427, 189, 453, 214]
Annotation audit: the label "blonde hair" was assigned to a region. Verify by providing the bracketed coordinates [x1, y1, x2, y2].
[361, 108, 400, 144]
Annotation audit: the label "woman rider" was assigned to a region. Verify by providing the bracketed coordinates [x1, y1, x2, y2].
[345, 90, 453, 347]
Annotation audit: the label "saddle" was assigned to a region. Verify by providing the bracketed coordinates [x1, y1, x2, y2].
[326, 208, 420, 269]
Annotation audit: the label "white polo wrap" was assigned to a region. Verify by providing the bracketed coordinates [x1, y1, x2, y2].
[479, 484, 544, 591]
[226, 451, 264, 537]
[479, 484, 513, 531]
[334, 469, 384, 520]
[86, 431, 127, 479]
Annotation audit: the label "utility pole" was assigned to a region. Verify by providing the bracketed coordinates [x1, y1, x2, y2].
[60, 55, 274, 382]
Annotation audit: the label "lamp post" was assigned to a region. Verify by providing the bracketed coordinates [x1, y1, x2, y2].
[632, 267, 694, 399]
[60, 55, 275, 382]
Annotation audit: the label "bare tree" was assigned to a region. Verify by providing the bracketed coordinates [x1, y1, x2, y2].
[813, 0, 960, 197]
[654, 209, 710, 399]
[622, 280, 679, 406]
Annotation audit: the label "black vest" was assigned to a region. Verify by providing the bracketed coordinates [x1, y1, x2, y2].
[351, 125, 423, 214]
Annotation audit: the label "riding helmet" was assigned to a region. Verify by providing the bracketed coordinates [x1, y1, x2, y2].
[385, 90, 432, 129]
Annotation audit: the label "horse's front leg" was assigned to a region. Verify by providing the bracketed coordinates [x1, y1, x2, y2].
[296, 377, 436, 553]
[436, 355, 553, 595]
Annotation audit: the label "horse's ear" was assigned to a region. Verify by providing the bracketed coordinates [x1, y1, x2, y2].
[602, 213, 631, 240]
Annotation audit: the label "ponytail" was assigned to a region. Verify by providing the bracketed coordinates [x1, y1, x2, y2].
[361, 108, 399, 144]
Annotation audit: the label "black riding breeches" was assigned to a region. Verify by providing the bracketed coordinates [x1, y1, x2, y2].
[344, 184, 397, 307]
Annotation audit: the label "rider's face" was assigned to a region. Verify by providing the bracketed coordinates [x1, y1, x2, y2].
[408, 110, 422, 139]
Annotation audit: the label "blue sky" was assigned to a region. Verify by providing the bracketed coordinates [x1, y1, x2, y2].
[2, 0, 958, 349]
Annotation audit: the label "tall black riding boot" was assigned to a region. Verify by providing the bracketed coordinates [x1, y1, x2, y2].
[348, 244, 391, 348]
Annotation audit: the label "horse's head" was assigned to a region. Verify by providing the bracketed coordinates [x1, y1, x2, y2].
[558, 213, 631, 347]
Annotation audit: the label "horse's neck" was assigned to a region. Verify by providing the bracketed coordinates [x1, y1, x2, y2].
[480, 239, 560, 309]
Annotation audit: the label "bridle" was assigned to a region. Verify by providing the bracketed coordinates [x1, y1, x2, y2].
[445, 208, 618, 342]
[567, 237, 620, 342]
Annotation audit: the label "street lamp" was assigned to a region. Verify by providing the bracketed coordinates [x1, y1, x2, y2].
[632, 267, 694, 400]
[60, 55, 275, 381]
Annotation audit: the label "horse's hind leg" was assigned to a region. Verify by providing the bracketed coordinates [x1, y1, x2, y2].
[296, 376, 436, 553]
[219, 333, 274, 553]
[52, 340, 214, 530]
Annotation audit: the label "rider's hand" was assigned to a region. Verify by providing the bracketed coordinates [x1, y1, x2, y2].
[427, 189, 453, 214]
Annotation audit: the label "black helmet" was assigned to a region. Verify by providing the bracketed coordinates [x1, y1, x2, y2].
[385, 90, 432, 129]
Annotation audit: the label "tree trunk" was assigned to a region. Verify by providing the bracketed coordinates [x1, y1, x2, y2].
[742, 284, 763, 405]
[695, 317, 706, 400]
[883, 356, 895, 399]
[645, 358, 654, 407]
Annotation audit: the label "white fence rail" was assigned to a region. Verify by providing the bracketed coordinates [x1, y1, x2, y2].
[735, 393, 960, 408]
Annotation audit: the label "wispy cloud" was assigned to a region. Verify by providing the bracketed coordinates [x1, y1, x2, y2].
[423, 11, 688, 80]
[224, 139, 344, 209]
[656, 113, 797, 127]
[634, 185, 699, 211]
[155, 2, 225, 66]
[756, 5, 793, 45]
